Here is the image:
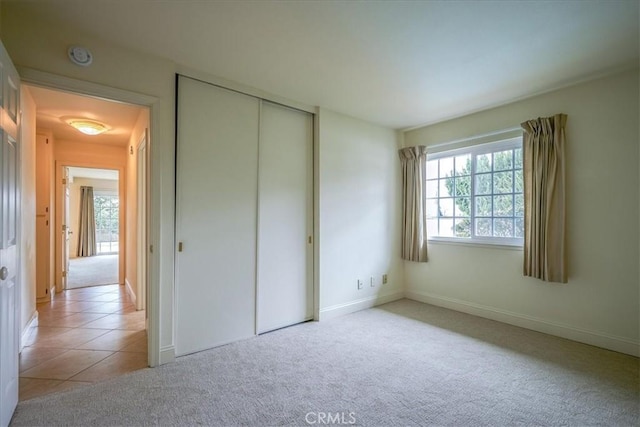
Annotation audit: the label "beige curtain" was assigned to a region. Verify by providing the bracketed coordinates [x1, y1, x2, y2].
[77, 186, 97, 257]
[399, 146, 428, 262]
[521, 114, 567, 283]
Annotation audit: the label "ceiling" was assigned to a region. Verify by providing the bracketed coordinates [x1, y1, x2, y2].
[26, 85, 144, 147]
[11, 1, 640, 129]
[68, 167, 118, 182]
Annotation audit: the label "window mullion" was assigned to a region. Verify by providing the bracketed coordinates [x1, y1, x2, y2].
[437, 159, 441, 237]
[470, 153, 476, 239]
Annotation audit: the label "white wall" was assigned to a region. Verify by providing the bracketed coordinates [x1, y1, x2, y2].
[318, 108, 404, 319]
[69, 177, 118, 258]
[403, 69, 639, 355]
[19, 86, 36, 336]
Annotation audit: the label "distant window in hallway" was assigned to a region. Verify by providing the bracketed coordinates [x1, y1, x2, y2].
[94, 194, 119, 254]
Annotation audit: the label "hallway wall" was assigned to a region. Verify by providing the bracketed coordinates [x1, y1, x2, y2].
[125, 109, 149, 305]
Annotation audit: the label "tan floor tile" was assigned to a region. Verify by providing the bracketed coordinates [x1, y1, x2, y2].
[36, 311, 76, 323]
[77, 329, 146, 351]
[36, 300, 74, 312]
[70, 351, 148, 382]
[53, 312, 109, 328]
[85, 294, 122, 303]
[20, 347, 70, 372]
[82, 312, 146, 331]
[82, 302, 130, 314]
[116, 304, 138, 314]
[22, 326, 73, 346]
[38, 305, 85, 316]
[21, 349, 113, 380]
[54, 291, 87, 303]
[58, 288, 95, 296]
[19, 378, 65, 401]
[120, 335, 148, 353]
[63, 301, 106, 312]
[21, 292, 147, 393]
[31, 327, 110, 349]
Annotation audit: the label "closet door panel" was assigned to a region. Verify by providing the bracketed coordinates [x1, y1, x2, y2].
[175, 76, 259, 355]
[257, 102, 313, 333]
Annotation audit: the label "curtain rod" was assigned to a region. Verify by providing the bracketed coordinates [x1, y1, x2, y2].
[427, 126, 522, 150]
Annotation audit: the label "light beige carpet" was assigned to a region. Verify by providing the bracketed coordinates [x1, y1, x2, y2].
[67, 254, 118, 289]
[11, 299, 639, 426]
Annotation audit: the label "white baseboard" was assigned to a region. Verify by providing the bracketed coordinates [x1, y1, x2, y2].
[20, 311, 39, 352]
[319, 290, 405, 321]
[125, 278, 137, 305]
[159, 346, 175, 365]
[406, 289, 639, 357]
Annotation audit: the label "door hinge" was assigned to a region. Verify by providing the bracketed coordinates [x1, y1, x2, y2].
[149, 245, 153, 253]
[178, 242, 183, 252]
[62, 271, 67, 278]
[308, 235, 312, 244]
[62, 178, 67, 185]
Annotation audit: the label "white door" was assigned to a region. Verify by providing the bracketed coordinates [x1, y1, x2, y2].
[175, 76, 259, 356]
[257, 102, 313, 333]
[0, 40, 20, 427]
[61, 167, 70, 290]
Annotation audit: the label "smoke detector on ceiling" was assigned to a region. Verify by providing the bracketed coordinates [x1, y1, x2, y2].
[68, 46, 93, 67]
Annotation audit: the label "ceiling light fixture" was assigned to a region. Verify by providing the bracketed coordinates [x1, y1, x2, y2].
[66, 118, 110, 136]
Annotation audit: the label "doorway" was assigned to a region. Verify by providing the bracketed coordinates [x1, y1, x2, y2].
[66, 167, 120, 290]
[20, 83, 151, 401]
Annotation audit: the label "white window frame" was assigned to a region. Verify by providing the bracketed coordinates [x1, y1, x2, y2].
[426, 136, 524, 247]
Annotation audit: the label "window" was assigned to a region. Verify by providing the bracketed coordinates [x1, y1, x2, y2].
[94, 193, 119, 254]
[426, 137, 523, 246]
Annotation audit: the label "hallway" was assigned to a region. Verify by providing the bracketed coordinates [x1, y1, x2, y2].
[19, 285, 147, 401]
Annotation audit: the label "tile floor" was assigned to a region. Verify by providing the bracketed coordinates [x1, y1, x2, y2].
[19, 284, 148, 401]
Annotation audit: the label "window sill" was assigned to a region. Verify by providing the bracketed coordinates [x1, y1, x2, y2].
[427, 237, 523, 251]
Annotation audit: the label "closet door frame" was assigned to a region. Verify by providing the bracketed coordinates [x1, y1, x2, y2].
[174, 74, 317, 355]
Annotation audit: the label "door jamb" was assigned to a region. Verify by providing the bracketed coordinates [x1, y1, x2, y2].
[54, 162, 124, 291]
[20, 68, 161, 367]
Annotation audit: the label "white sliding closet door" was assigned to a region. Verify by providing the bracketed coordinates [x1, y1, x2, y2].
[257, 101, 313, 334]
[175, 76, 259, 356]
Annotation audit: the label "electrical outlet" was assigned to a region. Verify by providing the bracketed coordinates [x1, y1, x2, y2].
[370, 277, 375, 287]
[357, 279, 363, 290]
[382, 274, 388, 284]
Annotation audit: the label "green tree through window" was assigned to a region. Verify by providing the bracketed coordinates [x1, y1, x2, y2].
[94, 194, 119, 253]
